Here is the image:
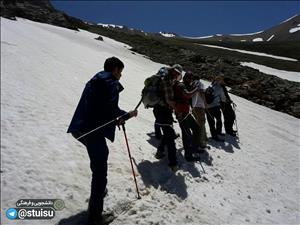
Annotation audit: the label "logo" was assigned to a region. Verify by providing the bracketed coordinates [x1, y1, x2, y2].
[53, 199, 65, 211]
[5, 199, 64, 220]
[6, 208, 18, 220]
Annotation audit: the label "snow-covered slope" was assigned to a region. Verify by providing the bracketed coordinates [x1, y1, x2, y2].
[240, 62, 300, 82]
[1, 18, 299, 225]
[97, 23, 124, 29]
[197, 44, 298, 62]
[159, 32, 176, 38]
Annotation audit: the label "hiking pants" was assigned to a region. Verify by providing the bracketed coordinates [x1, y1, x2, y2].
[86, 136, 109, 223]
[206, 106, 222, 138]
[153, 105, 177, 167]
[179, 114, 201, 157]
[192, 107, 208, 147]
[221, 103, 236, 134]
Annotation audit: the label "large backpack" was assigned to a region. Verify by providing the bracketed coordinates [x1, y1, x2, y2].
[142, 75, 162, 108]
[205, 86, 215, 104]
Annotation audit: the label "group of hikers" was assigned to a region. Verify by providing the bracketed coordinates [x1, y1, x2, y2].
[143, 64, 237, 169]
[67, 57, 237, 225]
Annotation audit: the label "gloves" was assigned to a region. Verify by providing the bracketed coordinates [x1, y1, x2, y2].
[117, 118, 126, 125]
[129, 109, 138, 118]
[116, 109, 138, 130]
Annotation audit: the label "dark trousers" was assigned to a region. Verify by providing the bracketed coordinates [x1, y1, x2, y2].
[86, 136, 109, 223]
[222, 103, 236, 134]
[179, 114, 201, 157]
[157, 126, 178, 166]
[206, 106, 222, 138]
[153, 105, 177, 167]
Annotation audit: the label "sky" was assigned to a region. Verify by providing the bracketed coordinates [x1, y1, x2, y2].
[51, 1, 300, 36]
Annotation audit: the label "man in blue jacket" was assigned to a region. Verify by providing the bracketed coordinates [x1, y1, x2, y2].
[67, 57, 138, 225]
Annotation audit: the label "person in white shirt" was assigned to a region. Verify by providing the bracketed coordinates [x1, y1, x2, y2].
[206, 75, 226, 141]
[184, 71, 208, 149]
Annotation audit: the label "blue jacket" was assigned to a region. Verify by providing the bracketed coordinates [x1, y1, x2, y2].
[67, 71, 128, 142]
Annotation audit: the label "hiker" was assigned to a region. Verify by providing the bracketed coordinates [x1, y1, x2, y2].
[173, 70, 205, 161]
[219, 77, 237, 136]
[67, 57, 138, 225]
[184, 71, 208, 149]
[153, 67, 168, 139]
[205, 75, 226, 141]
[153, 64, 182, 170]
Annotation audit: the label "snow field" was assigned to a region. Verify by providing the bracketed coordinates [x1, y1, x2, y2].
[1, 18, 299, 225]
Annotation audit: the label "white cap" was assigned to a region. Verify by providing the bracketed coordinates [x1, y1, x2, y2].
[171, 64, 183, 75]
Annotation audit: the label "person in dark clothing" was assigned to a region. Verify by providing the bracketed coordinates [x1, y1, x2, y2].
[220, 78, 237, 136]
[67, 57, 138, 225]
[154, 65, 182, 170]
[152, 67, 168, 139]
[206, 76, 226, 142]
[153, 104, 177, 167]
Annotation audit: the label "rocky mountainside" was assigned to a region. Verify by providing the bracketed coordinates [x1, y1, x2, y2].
[0, 0, 88, 30]
[1, 0, 299, 118]
[95, 15, 300, 42]
[181, 14, 300, 42]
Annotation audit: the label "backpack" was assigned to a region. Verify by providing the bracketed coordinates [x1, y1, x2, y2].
[142, 75, 162, 108]
[205, 86, 215, 104]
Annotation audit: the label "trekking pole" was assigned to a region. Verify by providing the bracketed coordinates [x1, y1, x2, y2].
[134, 96, 143, 110]
[121, 124, 141, 199]
[199, 162, 206, 174]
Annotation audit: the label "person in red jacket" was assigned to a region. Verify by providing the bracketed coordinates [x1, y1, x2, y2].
[173, 72, 205, 161]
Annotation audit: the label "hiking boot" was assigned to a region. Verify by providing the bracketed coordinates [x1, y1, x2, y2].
[155, 151, 165, 159]
[101, 212, 115, 225]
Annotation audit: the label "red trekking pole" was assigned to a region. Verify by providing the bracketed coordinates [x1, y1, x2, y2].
[121, 124, 141, 199]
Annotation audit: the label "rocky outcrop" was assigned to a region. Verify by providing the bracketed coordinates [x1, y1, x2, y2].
[95, 36, 104, 41]
[0, 0, 88, 30]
